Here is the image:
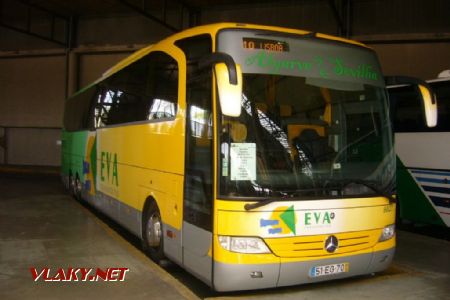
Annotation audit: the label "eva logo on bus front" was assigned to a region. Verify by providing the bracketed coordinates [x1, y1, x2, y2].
[304, 211, 335, 227]
[260, 205, 297, 235]
[260, 207, 337, 235]
[30, 267, 129, 282]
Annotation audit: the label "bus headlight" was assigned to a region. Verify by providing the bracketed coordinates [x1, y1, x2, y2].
[379, 224, 395, 242]
[218, 236, 271, 254]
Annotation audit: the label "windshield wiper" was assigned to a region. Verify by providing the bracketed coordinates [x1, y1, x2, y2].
[326, 179, 395, 203]
[244, 198, 279, 211]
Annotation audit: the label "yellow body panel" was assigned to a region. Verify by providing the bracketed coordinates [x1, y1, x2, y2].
[96, 119, 186, 229]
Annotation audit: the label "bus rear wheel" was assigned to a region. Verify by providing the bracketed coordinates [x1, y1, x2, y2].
[69, 173, 76, 197]
[142, 202, 165, 263]
[69, 174, 82, 201]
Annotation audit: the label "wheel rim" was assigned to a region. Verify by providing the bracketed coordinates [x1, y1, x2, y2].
[146, 212, 162, 247]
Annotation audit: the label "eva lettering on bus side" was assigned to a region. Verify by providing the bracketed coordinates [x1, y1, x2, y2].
[100, 151, 119, 186]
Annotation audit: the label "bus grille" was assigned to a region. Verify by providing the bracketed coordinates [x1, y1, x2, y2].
[264, 229, 381, 258]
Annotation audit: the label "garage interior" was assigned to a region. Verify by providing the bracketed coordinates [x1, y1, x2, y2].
[0, 0, 449, 299]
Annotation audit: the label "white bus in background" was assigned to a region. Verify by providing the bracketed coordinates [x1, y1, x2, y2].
[388, 70, 450, 227]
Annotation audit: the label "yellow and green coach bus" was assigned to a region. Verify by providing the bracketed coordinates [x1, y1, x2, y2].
[61, 23, 435, 291]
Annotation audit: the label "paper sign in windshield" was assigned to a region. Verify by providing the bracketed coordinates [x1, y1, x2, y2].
[230, 143, 256, 181]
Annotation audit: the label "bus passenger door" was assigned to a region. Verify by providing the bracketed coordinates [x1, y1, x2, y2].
[176, 35, 214, 284]
[182, 60, 213, 286]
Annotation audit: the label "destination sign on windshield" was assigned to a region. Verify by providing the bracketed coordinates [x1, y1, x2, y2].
[242, 37, 289, 52]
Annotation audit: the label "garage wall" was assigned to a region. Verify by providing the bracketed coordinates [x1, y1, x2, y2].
[6, 128, 61, 166]
[372, 43, 450, 80]
[77, 52, 129, 89]
[0, 55, 66, 127]
[0, 127, 4, 164]
[77, 14, 172, 46]
[200, 0, 449, 37]
[0, 51, 130, 166]
[200, 1, 336, 34]
[0, 55, 65, 166]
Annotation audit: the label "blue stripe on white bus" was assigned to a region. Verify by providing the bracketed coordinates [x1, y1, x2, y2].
[415, 177, 449, 184]
[407, 168, 450, 209]
[429, 196, 450, 209]
[422, 185, 450, 195]
[410, 169, 450, 177]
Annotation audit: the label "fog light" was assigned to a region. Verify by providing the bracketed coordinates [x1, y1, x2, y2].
[250, 271, 263, 278]
[379, 224, 395, 242]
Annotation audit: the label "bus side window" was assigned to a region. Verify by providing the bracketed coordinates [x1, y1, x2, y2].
[93, 51, 179, 128]
[148, 53, 179, 120]
[431, 80, 450, 131]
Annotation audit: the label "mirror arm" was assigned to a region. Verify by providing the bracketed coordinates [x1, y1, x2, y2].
[198, 52, 238, 85]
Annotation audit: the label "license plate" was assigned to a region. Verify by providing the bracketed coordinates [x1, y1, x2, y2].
[309, 263, 349, 277]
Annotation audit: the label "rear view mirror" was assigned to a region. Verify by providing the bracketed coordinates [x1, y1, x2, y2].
[385, 76, 437, 128]
[215, 63, 242, 117]
[418, 84, 437, 127]
[198, 52, 243, 117]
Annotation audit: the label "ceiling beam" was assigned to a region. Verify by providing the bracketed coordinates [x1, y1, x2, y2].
[0, 21, 67, 46]
[0, 0, 70, 47]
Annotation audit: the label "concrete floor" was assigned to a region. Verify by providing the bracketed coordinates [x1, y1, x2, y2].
[0, 174, 449, 300]
[0, 174, 197, 300]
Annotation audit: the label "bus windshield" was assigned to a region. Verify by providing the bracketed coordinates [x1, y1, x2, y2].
[217, 30, 395, 199]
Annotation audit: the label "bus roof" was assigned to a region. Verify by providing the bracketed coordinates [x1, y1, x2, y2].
[71, 22, 370, 99]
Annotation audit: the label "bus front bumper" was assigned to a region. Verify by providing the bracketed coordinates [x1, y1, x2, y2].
[213, 247, 395, 292]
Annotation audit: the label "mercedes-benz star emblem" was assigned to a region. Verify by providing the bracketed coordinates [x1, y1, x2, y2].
[324, 235, 339, 253]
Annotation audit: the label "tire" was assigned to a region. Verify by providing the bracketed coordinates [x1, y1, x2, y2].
[69, 173, 76, 197]
[74, 175, 82, 201]
[69, 173, 82, 201]
[142, 201, 165, 263]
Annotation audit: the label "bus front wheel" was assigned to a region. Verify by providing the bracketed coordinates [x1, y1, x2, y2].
[142, 202, 165, 263]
